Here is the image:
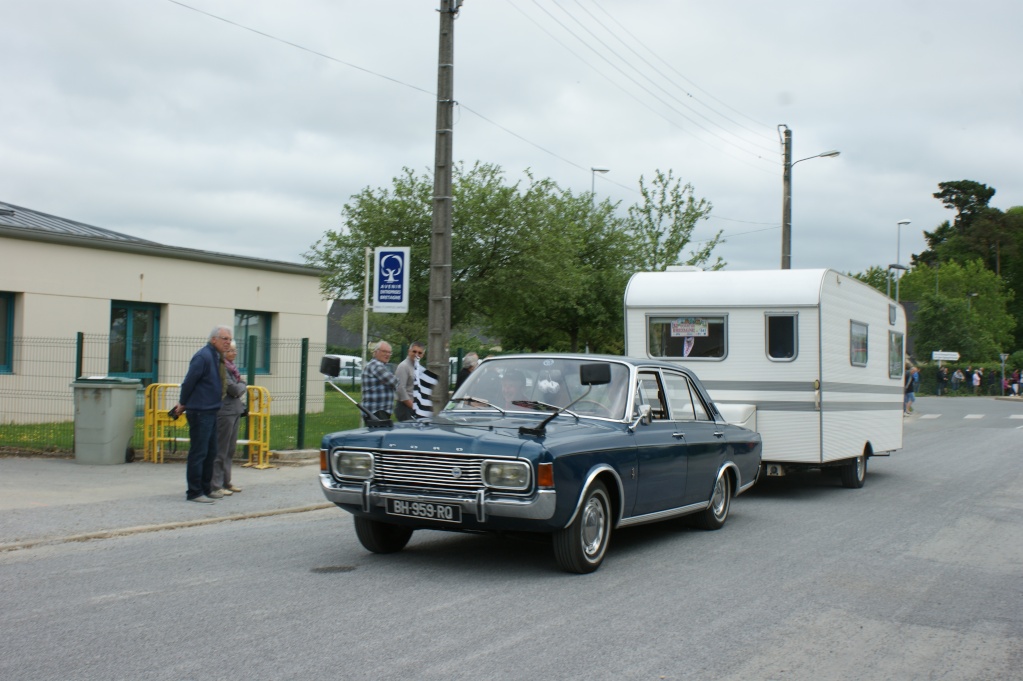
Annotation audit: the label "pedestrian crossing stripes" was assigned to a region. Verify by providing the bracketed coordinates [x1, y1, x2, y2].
[914, 414, 1023, 420]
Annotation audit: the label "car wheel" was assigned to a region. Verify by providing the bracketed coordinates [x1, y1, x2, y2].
[693, 473, 731, 531]
[353, 516, 413, 554]
[553, 481, 611, 574]
[840, 454, 867, 489]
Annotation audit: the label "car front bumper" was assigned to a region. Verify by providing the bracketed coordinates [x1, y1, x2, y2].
[319, 473, 558, 524]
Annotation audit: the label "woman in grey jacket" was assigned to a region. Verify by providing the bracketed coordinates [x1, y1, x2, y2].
[212, 342, 247, 496]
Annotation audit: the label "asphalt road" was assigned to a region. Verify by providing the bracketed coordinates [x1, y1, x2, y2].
[1, 396, 1021, 680]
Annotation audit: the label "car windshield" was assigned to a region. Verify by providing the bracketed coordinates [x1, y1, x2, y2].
[447, 357, 630, 420]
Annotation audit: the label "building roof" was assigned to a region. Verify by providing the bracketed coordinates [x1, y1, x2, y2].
[0, 200, 322, 277]
[0, 200, 157, 244]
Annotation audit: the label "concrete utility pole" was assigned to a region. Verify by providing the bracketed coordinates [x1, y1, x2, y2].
[427, 0, 460, 413]
[780, 125, 793, 269]
[779, 124, 839, 270]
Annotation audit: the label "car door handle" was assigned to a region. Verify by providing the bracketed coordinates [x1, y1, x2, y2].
[672, 432, 685, 439]
[713, 431, 725, 438]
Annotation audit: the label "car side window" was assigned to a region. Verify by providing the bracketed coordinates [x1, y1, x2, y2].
[636, 373, 669, 420]
[662, 373, 696, 421]
[687, 378, 712, 421]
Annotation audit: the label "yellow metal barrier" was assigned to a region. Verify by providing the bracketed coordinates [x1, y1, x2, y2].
[240, 385, 272, 469]
[143, 383, 188, 463]
[142, 383, 272, 467]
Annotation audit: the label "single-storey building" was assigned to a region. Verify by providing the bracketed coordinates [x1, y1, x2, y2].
[0, 201, 325, 424]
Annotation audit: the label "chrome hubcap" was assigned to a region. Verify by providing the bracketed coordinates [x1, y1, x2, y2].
[581, 496, 606, 557]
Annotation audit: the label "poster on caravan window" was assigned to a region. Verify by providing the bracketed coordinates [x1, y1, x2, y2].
[670, 317, 708, 337]
[374, 246, 410, 313]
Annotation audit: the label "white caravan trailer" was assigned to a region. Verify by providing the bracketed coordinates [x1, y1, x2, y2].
[624, 268, 906, 488]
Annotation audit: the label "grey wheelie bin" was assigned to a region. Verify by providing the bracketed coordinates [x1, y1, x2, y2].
[72, 377, 141, 465]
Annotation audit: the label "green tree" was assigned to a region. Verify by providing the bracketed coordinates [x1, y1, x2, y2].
[998, 206, 1023, 346]
[898, 260, 1015, 362]
[626, 169, 721, 271]
[306, 163, 650, 354]
[917, 180, 1000, 268]
[933, 180, 996, 232]
[850, 265, 889, 293]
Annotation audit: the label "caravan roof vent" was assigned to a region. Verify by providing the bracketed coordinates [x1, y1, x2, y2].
[665, 265, 703, 272]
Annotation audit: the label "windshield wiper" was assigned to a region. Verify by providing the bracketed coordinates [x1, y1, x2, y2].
[513, 400, 579, 417]
[448, 396, 507, 415]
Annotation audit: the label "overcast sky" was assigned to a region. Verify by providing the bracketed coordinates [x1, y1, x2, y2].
[3, 0, 1021, 275]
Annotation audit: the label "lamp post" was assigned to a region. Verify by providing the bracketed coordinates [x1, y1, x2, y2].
[896, 218, 911, 270]
[591, 167, 609, 199]
[887, 263, 908, 300]
[967, 292, 978, 311]
[779, 124, 840, 269]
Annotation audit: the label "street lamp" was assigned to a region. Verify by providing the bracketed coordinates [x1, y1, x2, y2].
[896, 218, 911, 268]
[887, 263, 908, 300]
[967, 292, 978, 311]
[591, 167, 609, 199]
[779, 124, 840, 269]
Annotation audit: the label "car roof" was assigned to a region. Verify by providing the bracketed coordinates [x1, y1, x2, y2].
[480, 353, 694, 375]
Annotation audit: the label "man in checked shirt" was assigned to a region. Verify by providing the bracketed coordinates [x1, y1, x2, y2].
[361, 341, 398, 425]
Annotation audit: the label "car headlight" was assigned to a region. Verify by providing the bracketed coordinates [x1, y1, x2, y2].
[334, 450, 374, 479]
[483, 460, 531, 491]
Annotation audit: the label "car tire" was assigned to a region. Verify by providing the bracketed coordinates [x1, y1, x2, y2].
[553, 481, 611, 574]
[353, 516, 413, 554]
[840, 454, 867, 489]
[693, 473, 731, 531]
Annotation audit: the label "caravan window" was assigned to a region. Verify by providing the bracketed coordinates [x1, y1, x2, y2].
[647, 315, 726, 360]
[766, 313, 797, 361]
[888, 331, 904, 378]
[850, 321, 868, 367]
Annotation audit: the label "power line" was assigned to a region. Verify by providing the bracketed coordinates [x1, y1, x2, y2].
[519, 0, 777, 170]
[589, 0, 775, 134]
[573, 0, 776, 146]
[161, 0, 775, 236]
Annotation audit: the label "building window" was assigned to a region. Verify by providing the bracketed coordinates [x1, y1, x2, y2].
[766, 313, 798, 361]
[850, 320, 868, 367]
[235, 310, 271, 373]
[889, 331, 905, 379]
[0, 292, 13, 373]
[647, 315, 727, 360]
[109, 302, 160, 385]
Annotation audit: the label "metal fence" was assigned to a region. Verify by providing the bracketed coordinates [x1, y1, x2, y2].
[0, 335, 325, 453]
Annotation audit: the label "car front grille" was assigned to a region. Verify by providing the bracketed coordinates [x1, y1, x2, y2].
[336, 450, 494, 493]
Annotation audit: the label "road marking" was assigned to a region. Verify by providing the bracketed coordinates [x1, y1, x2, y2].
[1010, 415, 1023, 419]
[965, 414, 984, 419]
[919, 414, 940, 419]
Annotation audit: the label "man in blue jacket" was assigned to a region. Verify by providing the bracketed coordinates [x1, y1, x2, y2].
[172, 326, 233, 502]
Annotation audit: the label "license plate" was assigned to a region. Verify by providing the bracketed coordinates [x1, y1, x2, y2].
[386, 498, 462, 524]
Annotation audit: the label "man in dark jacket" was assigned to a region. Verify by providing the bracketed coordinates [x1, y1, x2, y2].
[172, 326, 233, 502]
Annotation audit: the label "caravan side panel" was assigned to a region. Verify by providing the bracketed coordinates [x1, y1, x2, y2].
[624, 269, 905, 466]
[818, 272, 904, 462]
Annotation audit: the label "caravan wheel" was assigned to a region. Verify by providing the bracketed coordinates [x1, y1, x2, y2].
[839, 454, 867, 489]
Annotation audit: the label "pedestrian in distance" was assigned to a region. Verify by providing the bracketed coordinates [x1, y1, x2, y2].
[454, 352, 479, 392]
[171, 325, 233, 503]
[973, 368, 983, 396]
[904, 366, 919, 415]
[936, 366, 948, 396]
[212, 340, 246, 497]
[360, 341, 398, 426]
[394, 341, 425, 421]
[951, 368, 964, 393]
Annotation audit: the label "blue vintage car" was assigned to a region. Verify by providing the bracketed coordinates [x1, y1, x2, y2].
[319, 354, 762, 573]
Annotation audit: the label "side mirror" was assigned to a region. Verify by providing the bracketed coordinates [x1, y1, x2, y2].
[630, 403, 652, 431]
[320, 355, 341, 378]
[580, 363, 612, 386]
